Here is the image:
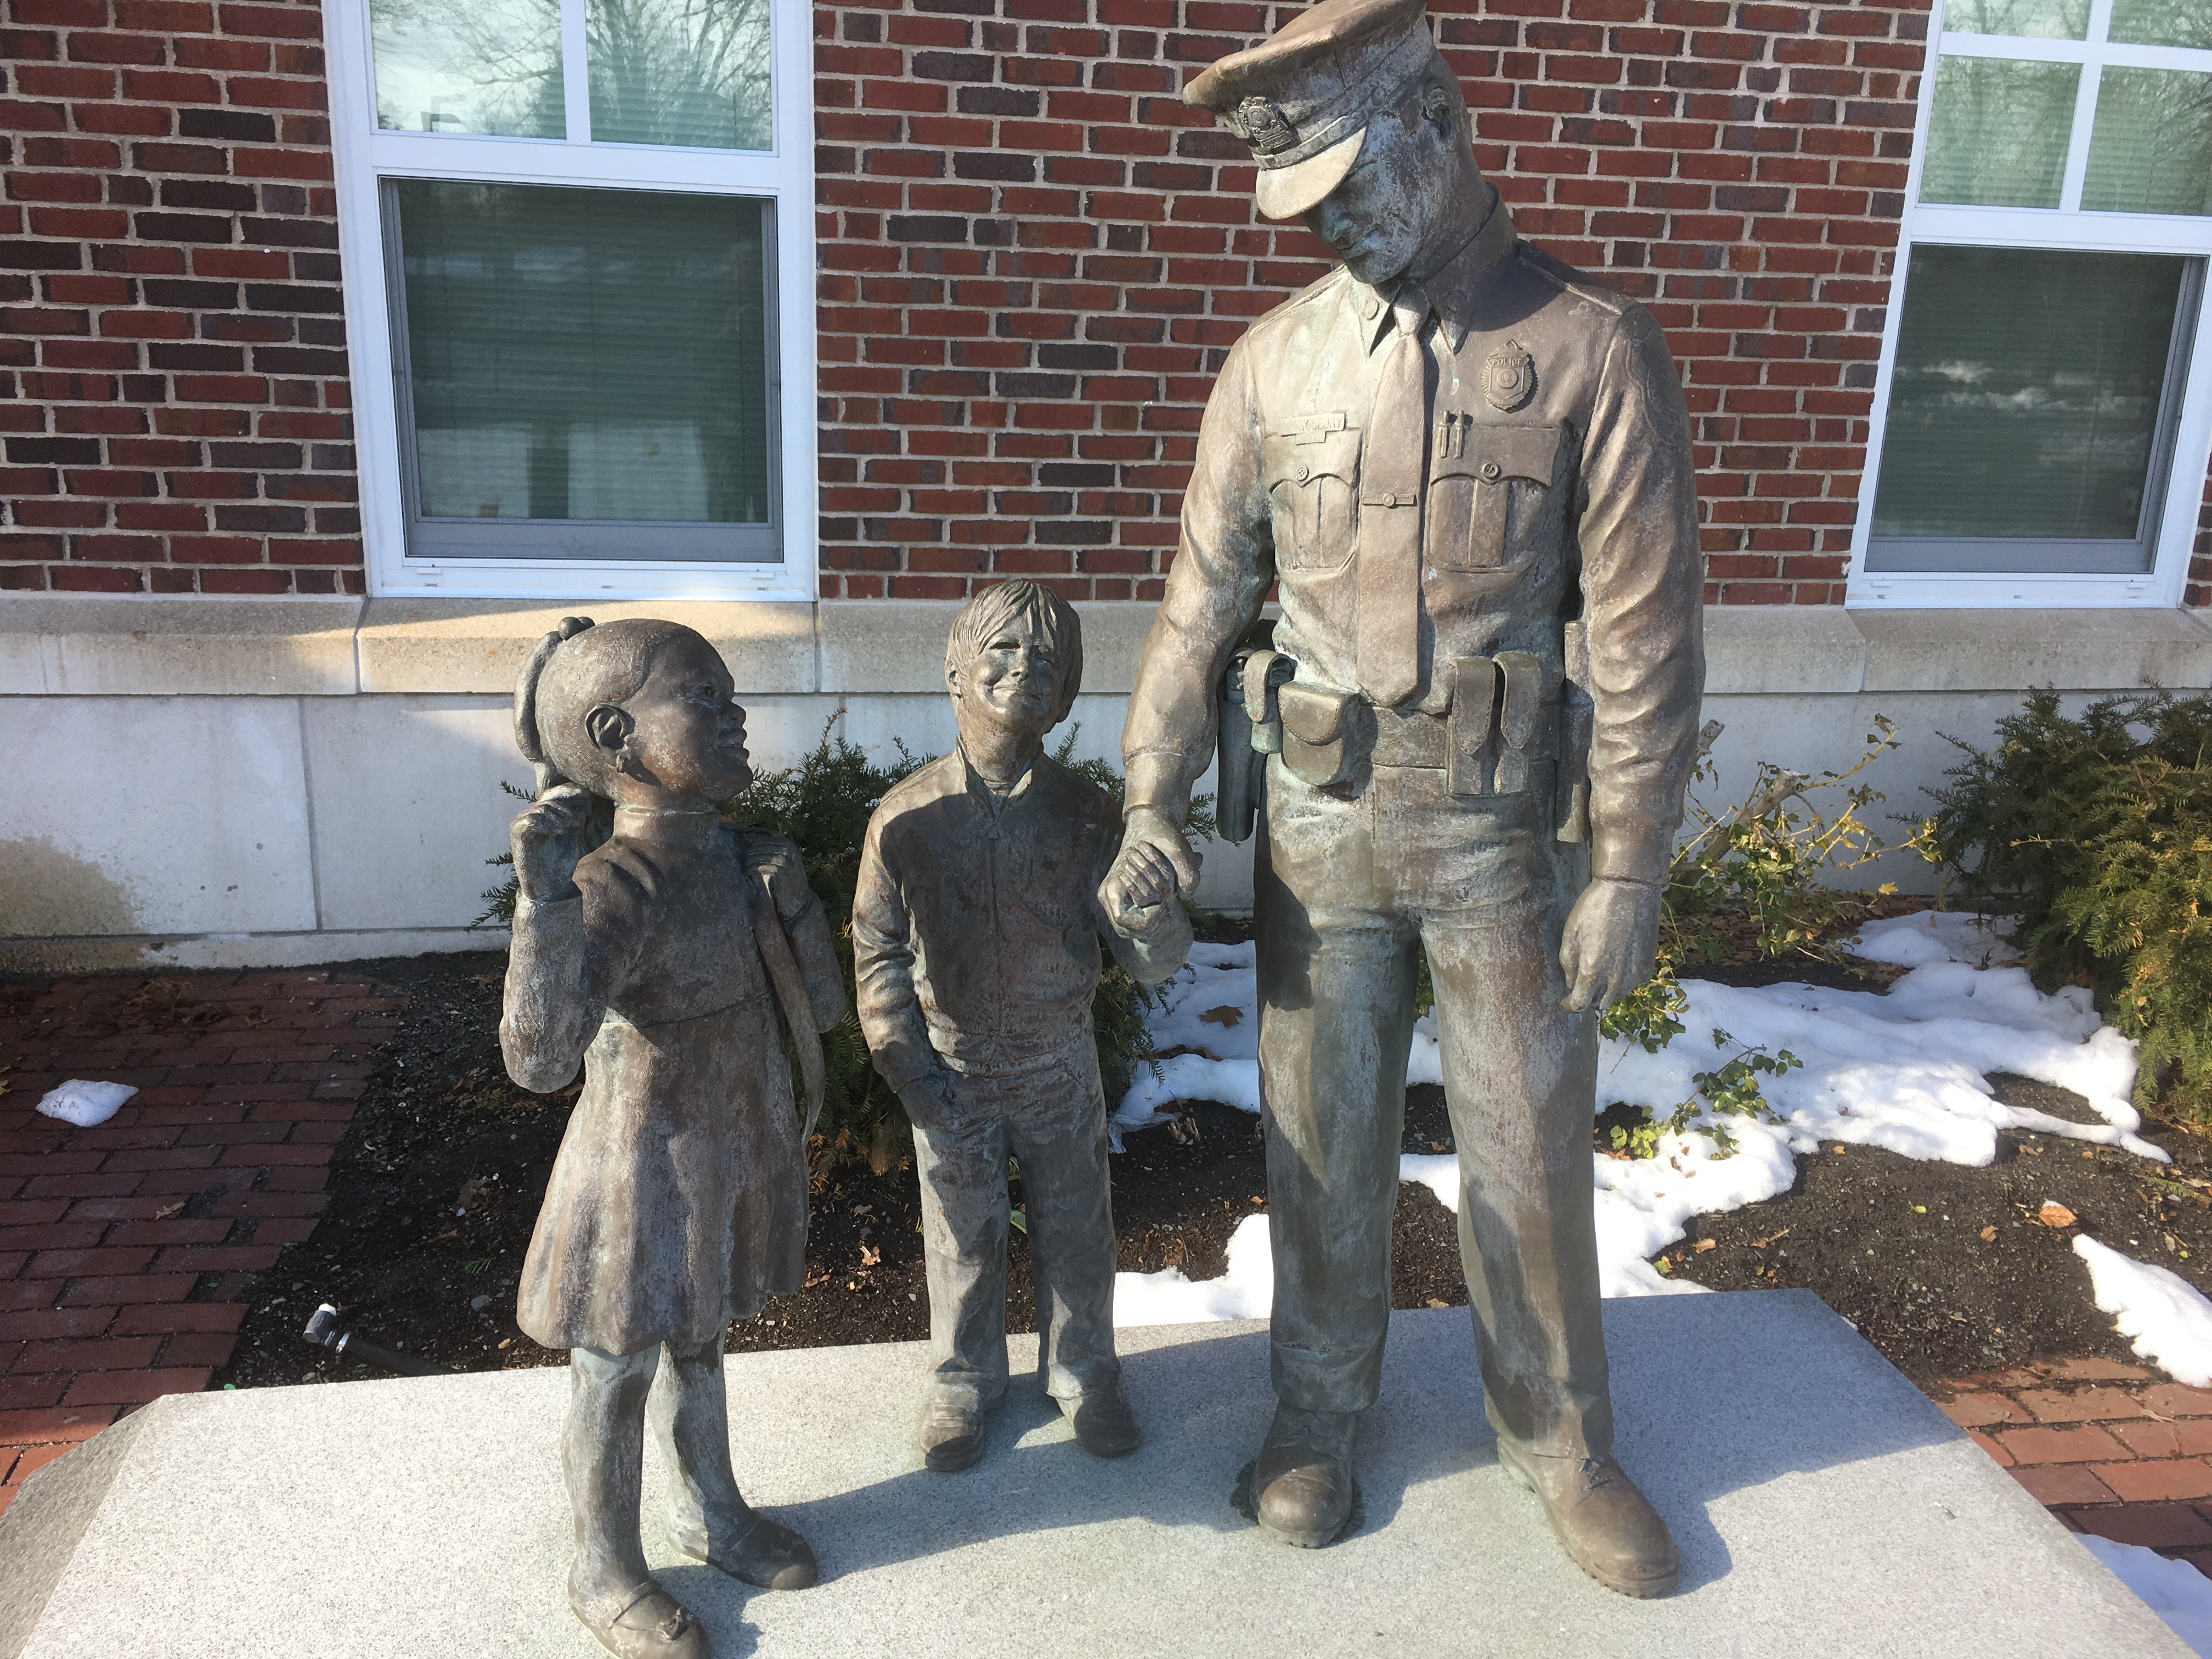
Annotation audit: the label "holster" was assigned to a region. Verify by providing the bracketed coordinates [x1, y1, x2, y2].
[1217, 626, 1291, 845]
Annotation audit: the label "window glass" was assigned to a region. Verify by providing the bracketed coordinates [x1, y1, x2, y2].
[588, 0, 773, 150]
[1919, 57, 2080, 207]
[1870, 246, 2187, 565]
[393, 181, 772, 536]
[1942, 0, 2090, 40]
[2083, 69, 2212, 216]
[2109, 0, 2212, 49]
[370, 0, 563, 137]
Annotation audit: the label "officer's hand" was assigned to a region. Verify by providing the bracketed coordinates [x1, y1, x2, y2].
[1560, 877, 1662, 1014]
[1101, 840, 1178, 934]
[1118, 805, 1202, 898]
[510, 785, 592, 905]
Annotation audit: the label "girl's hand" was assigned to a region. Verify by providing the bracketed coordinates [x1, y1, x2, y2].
[742, 831, 813, 924]
[511, 785, 592, 904]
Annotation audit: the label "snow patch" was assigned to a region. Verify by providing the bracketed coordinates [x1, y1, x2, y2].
[2078, 1534, 2212, 1657]
[2076, 1235, 2212, 1390]
[1115, 916, 2175, 1363]
[35, 1079, 137, 1128]
[1113, 1211, 1273, 1327]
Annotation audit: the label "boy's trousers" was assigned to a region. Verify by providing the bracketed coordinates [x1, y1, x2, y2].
[907, 1043, 1122, 1408]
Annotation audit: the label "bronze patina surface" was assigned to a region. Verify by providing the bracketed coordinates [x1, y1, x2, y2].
[1110, 0, 1704, 1592]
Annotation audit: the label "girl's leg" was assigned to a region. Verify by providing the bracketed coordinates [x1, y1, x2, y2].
[565, 1345, 707, 1658]
[651, 1336, 817, 1590]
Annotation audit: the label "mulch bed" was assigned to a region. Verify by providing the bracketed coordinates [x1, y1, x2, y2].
[217, 939, 2209, 1395]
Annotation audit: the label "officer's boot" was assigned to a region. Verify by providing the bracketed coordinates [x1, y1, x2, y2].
[1235, 1404, 1361, 1548]
[1494, 1438, 1679, 1598]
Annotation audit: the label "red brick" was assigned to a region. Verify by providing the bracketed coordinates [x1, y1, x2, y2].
[9, 1335, 160, 1373]
[1938, 1392, 2030, 1429]
[60, 1365, 211, 1406]
[2016, 1386, 2151, 1424]
[2037, 1357, 2155, 1384]
[110, 1301, 244, 1335]
[1993, 1424, 2130, 1465]
[2070, 1504, 2212, 1549]
[0, 1404, 116, 1443]
[2006, 1464, 2120, 1506]
[56, 1274, 196, 1307]
[2113, 1420, 2212, 1460]
[2143, 1385, 2212, 1418]
[2094, 1459, 2212, 1503]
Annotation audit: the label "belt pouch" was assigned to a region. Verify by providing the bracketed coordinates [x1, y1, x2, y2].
[1494, 651, 1550, 796]
[1556, 687, 1593, 843]
[1277, 679, 1356, 788]
[1447, 657, 1498, 797]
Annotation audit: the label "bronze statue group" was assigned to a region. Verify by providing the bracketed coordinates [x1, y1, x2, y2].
[498, 1, 1705, 1652]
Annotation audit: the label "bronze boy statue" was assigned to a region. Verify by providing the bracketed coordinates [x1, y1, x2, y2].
[853, 581, 1194, 1472]
[501, 617, 847, 1659]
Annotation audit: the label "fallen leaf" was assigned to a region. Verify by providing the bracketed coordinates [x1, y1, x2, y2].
[859, 1243, 881, 1268]
[1750, 1228, 1791, 1250]
[1199, 1005, 1244, 1028]
[2036, 1201, 2078, 1228]
[1694, 1238, 1716, 1253]
[154, 1200, 185, 1220]
[1425, 1298, 1448, 1308]
[1979, 1225, 1997, 1242]
[1654, 1256, 1673, 1275]
[1912, 1204, 1927, 1214]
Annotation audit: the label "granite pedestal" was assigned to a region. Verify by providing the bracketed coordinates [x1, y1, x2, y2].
[0, 1291, 2185, 1658]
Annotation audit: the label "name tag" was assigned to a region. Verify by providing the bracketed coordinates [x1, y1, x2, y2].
[1283, 411, 1347, 445]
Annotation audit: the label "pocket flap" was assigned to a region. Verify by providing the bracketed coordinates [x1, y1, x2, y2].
[1432, 423, 1561, 487]
[1278, 679, 1352, 744]
[1263, 425, 1362, 486]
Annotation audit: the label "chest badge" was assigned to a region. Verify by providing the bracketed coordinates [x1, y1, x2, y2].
[1483, 338, 1536, 413]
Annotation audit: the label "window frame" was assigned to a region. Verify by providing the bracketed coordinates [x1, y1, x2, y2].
[1848, 0, 2212, 608]
[325, 0, 817, 602]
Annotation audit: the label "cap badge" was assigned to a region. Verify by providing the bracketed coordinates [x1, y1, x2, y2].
[1484, 338, 1535, 412]
[1228, 95, 1299, 158]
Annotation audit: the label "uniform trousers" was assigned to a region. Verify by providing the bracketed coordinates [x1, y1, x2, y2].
[908, 1046, 1123, 1409]
[1255, 757, 1612, 1460]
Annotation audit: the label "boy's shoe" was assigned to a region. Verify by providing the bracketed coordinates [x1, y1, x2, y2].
[574, 1583, 710, 1659]
[1063, 1385, 1141, 1458]
[1493, 1440, 1679, 1599]
[918, 1392, 991, 1471]
[673, 1505, 818, 1590]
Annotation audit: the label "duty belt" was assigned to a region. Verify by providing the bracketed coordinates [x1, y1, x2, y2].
[1220, 634, 1595, 844]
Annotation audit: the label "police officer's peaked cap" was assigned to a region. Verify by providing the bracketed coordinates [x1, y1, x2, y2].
[1185, 0, 1445, 222]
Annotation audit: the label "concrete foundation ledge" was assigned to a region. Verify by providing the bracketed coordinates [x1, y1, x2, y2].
[7, 595, 2209, 701]
[0, 926, 502, 977]
[0, 1294, 2182, 1659]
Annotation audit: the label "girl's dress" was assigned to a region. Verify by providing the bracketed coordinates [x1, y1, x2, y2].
[501, 804, 843, 1356]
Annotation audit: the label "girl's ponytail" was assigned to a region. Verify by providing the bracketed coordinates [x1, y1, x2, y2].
[515, 615, 595, 799]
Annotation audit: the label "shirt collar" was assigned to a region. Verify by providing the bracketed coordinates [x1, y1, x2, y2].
[612, 802, 723, 849]
[958, 744, 1037, 813]
[1352, 183, 1516, 357]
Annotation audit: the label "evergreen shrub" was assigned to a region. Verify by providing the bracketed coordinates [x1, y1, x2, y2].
[1926, 686, 2212, 1118]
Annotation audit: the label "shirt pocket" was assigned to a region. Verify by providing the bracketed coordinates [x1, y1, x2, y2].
[1263, 424, 1362, 573]
[1424, 422, 1563, 573]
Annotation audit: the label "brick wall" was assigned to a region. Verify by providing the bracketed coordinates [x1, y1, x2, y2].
[814, 0, 1933, 605]
[0, 0, 358, 595]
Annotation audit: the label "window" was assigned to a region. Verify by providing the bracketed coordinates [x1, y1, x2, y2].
[1853, 0, 2212, 605]
[325, 0, 814, 599]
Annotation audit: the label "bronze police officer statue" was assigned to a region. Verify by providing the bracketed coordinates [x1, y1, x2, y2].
[1108, 0, 1705, 1597]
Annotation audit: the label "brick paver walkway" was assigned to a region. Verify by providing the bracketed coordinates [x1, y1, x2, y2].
[0, 969, 401, 1516]
[1934, 1358, 2212, 1573]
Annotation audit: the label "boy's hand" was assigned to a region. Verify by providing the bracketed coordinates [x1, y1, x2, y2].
[898, 1070, 956, 1127]
[1101, 840, 1180, 936]
[511, 785, 592, 904]
[1116, 805, 1201, 896]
